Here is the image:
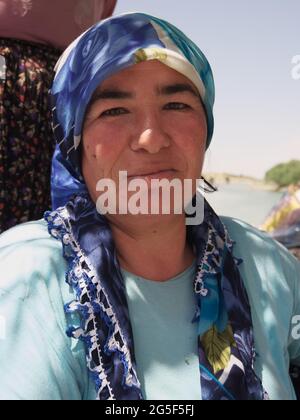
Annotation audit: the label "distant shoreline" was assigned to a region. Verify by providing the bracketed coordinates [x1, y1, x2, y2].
[203, 173, 281, 192]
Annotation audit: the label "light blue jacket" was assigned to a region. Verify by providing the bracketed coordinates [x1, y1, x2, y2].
[0, 217, 299, 400]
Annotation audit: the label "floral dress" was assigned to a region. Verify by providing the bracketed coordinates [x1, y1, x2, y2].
[0, 38, 61, 233]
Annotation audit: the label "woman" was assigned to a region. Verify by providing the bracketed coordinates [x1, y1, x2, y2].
[0, 13, 299, 400]
[0, 0, 116, 233]
[261, 184, 300, 234]
[261, 184, 300, 260]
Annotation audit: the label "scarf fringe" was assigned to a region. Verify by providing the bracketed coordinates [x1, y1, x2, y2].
[45, 209, 139, 400]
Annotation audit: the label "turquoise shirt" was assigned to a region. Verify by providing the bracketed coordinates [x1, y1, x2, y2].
[0, 217, 299, 400]
[122, 261, 200, 400]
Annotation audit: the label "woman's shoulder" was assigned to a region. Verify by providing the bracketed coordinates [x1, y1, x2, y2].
[220, 220, 300, 398]
[0, 219, 67, 299]
[0, 220, 91, 400]
[221, 215, 300, 292]
[221, 215, 274, 241]
[221, 215, 298, 259]
[0, 218, 57, 248]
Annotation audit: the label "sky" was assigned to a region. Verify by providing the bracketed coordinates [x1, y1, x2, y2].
[114, 0, 300, 179]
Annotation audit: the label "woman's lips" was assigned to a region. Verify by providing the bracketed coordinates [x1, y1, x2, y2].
[128, 169, 178, 181]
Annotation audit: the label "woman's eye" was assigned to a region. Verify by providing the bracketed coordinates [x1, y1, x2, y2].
[100, 108, 129, 117]
[164, 102, 191, 110]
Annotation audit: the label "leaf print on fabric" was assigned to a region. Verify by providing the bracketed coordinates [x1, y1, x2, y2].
[134, 49, 148, 63]
[201, 324, 236, 374]
[134, 48, 168, 64]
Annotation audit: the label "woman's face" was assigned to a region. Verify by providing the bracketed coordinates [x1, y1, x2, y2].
[82, 59, 207, 215]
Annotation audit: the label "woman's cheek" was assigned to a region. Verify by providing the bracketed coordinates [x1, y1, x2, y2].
[84, 123, 122, 156]
[165, 112, 206, 136]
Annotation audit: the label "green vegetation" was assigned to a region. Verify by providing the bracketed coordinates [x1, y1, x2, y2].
[265, 160, 300, 188]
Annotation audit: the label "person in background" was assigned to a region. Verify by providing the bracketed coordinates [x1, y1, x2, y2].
[0, 0, 116, 233]
[261, 183, 300, 260]
[0, 13, 299, 401]
[261, 183, 300, 234]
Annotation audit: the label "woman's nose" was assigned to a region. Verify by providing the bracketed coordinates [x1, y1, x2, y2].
[130, 114, 171, 154]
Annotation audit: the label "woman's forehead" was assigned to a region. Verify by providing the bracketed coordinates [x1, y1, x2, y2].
[93, 60, 200, 97]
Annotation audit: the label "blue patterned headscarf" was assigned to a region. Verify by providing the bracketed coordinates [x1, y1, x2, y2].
[46, 13, 268, 400]
[51, 12, 215, 209]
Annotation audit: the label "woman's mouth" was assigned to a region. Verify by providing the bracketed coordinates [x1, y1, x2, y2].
[128, 169, 178, 181]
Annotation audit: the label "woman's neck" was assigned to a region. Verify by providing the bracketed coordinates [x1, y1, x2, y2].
[108, 214, 195, 282]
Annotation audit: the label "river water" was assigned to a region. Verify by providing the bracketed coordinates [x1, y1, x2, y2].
[204, 183, 283, 227]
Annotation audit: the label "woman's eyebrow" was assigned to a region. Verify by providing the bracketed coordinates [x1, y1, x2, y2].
[90, 89, 134, 104]
[158, 83, 200, 98]
[89, 83, 200, 107]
